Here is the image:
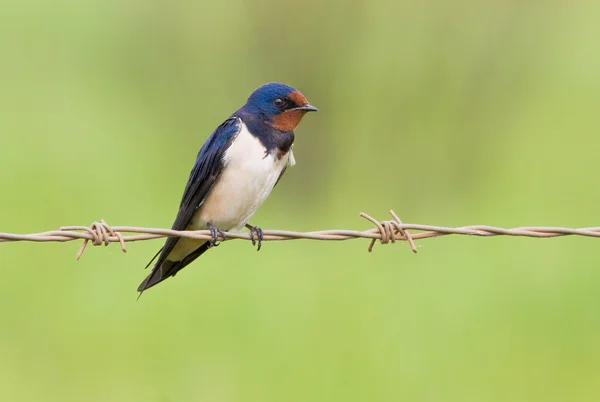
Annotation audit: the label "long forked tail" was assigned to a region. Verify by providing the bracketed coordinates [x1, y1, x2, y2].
[137, 265, 169, 292]
[137, 242, 211, 294]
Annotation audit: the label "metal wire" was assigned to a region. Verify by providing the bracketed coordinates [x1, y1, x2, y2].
[0, 210, 598, 260]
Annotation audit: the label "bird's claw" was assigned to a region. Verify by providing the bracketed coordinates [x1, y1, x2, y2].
[208, 223, 225, 247]
[247, 225, 264, 251]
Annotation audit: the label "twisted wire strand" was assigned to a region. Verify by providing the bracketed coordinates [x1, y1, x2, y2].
[1, 210, 598, 260]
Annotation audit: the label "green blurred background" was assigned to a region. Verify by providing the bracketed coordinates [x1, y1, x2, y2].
[1, 1, 599, 401]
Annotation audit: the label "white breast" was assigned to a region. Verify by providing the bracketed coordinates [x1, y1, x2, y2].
[192, 121, 292, 231]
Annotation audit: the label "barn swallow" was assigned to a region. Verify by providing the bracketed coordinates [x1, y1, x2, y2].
[138, 82, 317, 293]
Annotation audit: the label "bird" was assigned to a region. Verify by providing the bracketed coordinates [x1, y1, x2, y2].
[137, 82, 318, 293]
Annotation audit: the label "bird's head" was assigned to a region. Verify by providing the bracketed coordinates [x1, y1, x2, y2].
[244, 82, 318, 131]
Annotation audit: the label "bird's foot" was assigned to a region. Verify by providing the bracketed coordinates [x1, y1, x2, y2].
[245, 224, 264, 251]
[207, 223, 226, 247]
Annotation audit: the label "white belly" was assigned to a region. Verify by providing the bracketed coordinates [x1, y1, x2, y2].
[193, 123, 290, 231]
[166, 122, 294, 262]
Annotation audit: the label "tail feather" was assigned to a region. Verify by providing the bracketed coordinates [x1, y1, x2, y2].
[137, 242, 211, 293]
[137, 261, 175, 292]
[144, 247, 163, 270]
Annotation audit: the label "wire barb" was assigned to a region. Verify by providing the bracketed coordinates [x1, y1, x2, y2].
[389, 210, 417, 253]
[359, 210, 418, 253]
[59, 219, 127, 260]
[1, 209, 599, 260]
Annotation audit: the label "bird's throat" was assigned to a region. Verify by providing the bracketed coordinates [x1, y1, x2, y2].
[271, 110, 306, 132]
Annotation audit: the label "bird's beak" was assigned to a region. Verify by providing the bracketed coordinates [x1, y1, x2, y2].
[290, 104, 319, 112]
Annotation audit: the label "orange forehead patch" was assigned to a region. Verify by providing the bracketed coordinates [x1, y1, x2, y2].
[288, 90, 308, 106]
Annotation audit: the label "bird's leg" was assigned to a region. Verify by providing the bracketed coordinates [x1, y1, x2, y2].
[207, 223, 226, 247]
[245, 223, 264, 251]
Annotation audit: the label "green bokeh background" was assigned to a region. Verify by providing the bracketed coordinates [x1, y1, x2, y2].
[1, 1, 599, 401]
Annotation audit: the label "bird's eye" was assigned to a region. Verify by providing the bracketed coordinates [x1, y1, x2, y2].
[273, 97, 286, 108]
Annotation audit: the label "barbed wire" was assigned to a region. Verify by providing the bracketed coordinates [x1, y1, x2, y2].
[0, 210, 598, 260]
